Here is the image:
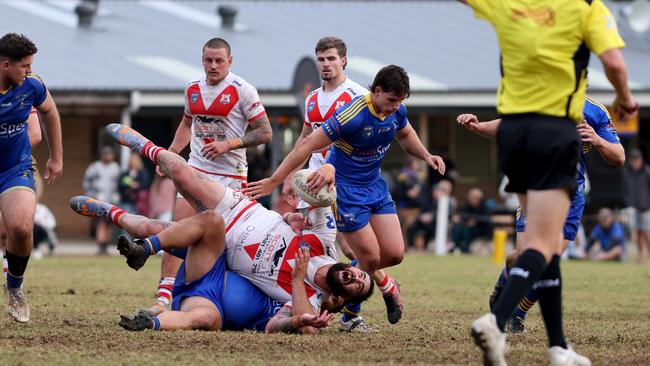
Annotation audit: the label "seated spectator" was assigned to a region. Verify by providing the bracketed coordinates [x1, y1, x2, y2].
[407, 180, 454, 251]
[394, 157, 426, 243]
[451, 188, 492, 254]
[584, 208, 625, 261]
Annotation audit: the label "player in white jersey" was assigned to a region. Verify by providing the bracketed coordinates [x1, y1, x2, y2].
[289, 37, 401, 332]
[150, 38, 272, 316]
[85, 123, 373, 332]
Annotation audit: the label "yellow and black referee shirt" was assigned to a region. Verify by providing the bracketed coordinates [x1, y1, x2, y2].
[467, 0, 625, 122]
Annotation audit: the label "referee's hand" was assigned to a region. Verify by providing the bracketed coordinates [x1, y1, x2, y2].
[456, 114, 481, 133]
[613, 95, 640, 122]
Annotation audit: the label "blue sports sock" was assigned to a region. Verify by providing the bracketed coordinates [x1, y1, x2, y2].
[143, 235, 161, 256]
[351, 259, 359, 267]
[151, 316, 161, 330]
[341, 302, 362, 322]
[512, 289, 539, 319]
[6, 273, 23, 289]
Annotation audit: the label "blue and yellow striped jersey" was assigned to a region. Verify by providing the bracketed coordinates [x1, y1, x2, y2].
[322, 95, 408, 185]
[0, 74, 47, 172]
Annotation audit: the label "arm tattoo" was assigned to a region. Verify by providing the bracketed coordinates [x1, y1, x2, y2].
[241, 116, 272, 148]
[266, 307, 300, 334]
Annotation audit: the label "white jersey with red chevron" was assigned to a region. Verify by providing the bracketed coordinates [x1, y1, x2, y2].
[214, 187, 337, 311]
[184, 72, 266, 181]
[303, 78, 368, 169]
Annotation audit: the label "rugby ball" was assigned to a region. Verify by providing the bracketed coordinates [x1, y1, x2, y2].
[292, 169, 337, 207]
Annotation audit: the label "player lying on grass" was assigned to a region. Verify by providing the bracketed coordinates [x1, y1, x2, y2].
[71, 196, 339, 334]
[457, 96, 624, 334]
[79, 123, 374, 331]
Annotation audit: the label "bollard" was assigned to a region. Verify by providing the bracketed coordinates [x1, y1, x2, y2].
[492, 229, 507, 264]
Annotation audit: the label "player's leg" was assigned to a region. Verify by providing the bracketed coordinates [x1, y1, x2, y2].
[106, 123, 227, 213]
[336, 232, 356, 260]
[0, 211, 8, 279]
[149, 198, 190, 316]
[120, 297, 222, 332]
[1, 188, 36, 323]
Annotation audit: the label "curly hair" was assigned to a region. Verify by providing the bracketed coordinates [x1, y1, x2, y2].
[0, 33, 37, 61]
[369, 65, 410, 99]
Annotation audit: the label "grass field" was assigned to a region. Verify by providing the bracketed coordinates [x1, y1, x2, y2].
[0, 254, 649, 365]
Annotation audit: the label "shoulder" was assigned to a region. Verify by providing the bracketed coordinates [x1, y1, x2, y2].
[184, 79, 201, 92]
[344, 79, 369, 97]
[228, 72, 256, 92]
[25, 73, 46, 89]
[584, 96, 611, 124]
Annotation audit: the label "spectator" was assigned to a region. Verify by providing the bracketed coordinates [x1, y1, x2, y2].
[584, 208, 625, 261]
[83, 146, 120, 254]
[118, 152, 150, 215]
[451, 188, 492, 254]
[148, 175, 176, 222]
[394, 157, 426, 243]
[623, 149, 650, 262]
[407, 179, 454, 251]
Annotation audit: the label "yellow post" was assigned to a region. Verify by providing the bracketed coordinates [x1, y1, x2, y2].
[492, 229, 507, 264]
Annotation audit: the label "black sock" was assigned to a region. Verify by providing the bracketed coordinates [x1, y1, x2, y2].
[5, 251, 30, 288]
[536, 255, 567, 349]
[492, 249, 547, 331]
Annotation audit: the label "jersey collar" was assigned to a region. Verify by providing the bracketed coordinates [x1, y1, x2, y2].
[365, 94, 385, 121]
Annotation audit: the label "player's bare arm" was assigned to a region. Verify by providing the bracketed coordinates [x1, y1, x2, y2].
[599, 48, 639, 121]
[576, 122, 625, 166]
[201, 114, 272, 161]
[456, 114, 501, 138]
[245, 128, 332, 199]
[395, 123, 445, 175]
[26, 111, 42, 147]
[306, 163, 335, 192]
[156, 153, 211, 212]
[35, 91, 63, 184]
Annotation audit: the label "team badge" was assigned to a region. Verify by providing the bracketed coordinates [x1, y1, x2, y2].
[191, 92, 199, 104]
[307, 101, 315, 113]
[363, 126, 374, 138]
[220, 93, 231, 104]
[335, 100, 346, 110]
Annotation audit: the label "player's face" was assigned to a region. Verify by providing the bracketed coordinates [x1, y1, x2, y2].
[202, 47, 232, 85]
[316, 48, 345, 82]
[1, 55, 32, 86]
[372, 87, 405, 116]
[336, 266, 371, 298]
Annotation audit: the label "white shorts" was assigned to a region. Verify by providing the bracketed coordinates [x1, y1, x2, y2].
[625, 207, 650, 231]
[176, 167, 246, 200]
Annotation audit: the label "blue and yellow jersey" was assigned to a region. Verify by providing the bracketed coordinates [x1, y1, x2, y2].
[322, 95, 409, 185]
[0, 73, 47, 172]
[578, 96, 620, 191]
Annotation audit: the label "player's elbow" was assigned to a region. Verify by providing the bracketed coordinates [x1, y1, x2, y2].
[260, 127, 273, 144]
[600, 49, 626, 75]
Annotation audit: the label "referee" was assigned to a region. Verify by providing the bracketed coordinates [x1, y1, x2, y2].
[459, 1, 639, 365]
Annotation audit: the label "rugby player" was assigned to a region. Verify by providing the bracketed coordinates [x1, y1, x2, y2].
[458, 95, 624, 333]
[460, 0, 638, 364]
[0, 33, 63, 322]
[245, 65, 445, 325]
[291, 36, 393, 331]
[85, 123, 373, 332]
[149, 37, 272, 316]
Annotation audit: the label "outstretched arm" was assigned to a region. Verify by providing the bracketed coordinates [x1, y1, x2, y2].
[457, 114, 501, 138]
[599, 48, 639, 121]
[395, 124, 445, 175]
[35, 92, 63, 184]
[245, 128, 332, 199]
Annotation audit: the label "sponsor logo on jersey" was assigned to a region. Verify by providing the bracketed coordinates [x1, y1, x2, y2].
[1, 102, 12, 107]
[335, 100, 346, 110]
[191, 92, 199, 104]
[379, 126, 392, 134]
[220, 93, 231, 105]
[195, 115, 222, 124]
[0, 121, 26, 137]
[247, 101, 262, 113]
[307, 101, 315, 113]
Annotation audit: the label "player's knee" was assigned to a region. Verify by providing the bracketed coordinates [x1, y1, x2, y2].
[7, 221, 32, 243]
[198, 211, 224, 230]
[505, 251, 518, 268]
[192, 309, 220, 331]
[383, 251, 403, 267]
[359, 254, 381, 273]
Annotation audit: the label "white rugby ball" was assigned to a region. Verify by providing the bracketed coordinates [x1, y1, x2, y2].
[292, 169, 337, 207]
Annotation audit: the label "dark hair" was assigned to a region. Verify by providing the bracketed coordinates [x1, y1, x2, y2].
[369, 65, 410, 99]
[315, 36, 347, 69]
[203, 37, 231, 56]
[326, 263, 375, 304]
[0, 33, 37, 61]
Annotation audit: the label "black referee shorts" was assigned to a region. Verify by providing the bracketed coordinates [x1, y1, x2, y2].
[497, 114, 580, 194]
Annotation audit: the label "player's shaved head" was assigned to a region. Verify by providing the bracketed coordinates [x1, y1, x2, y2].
[203, 37, 231, 56]
[0, 33, 37, 61]
[370, 65, 410, 99]
[315, 36, 347, 69]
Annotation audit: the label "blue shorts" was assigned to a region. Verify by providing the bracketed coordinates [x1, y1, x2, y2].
[171, 252, 227, 329]
[0, 161, 35, 195]
[514, 190, 585, 241]
[221, 272, 283, 332]
[335, 177, 397, 232]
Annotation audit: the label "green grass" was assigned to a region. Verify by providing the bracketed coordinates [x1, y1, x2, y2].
[1, 254, 649, 365]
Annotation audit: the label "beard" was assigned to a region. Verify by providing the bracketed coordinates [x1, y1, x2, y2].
[325, 262, 350, 296]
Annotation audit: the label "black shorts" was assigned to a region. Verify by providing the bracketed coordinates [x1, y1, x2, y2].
[497, 114, 580, 194]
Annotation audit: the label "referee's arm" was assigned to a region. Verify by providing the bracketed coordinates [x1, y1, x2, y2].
[598, 48, 639, 121]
